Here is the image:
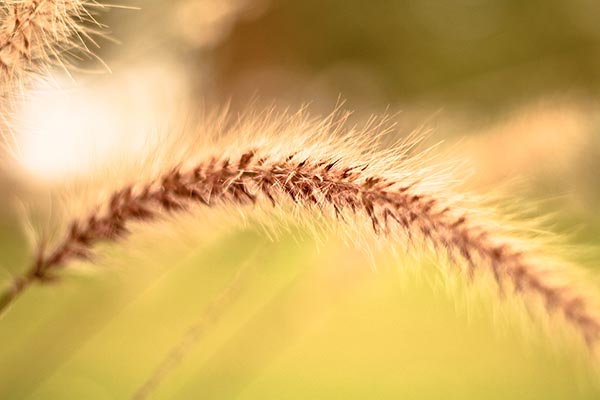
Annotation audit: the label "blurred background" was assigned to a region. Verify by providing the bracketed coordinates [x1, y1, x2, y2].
[1, 0, 600, 398]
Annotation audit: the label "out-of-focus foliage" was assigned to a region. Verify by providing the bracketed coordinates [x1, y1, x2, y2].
[1, 228, 599, 399]
[212, 0, 600, 109]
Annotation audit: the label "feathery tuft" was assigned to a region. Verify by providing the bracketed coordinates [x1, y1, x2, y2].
[0, 0, 107, 100]
[2, 109, 600, 357]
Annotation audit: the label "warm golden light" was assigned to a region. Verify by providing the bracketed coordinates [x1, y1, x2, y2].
[16, 64, 186, 182]
[2, 1, 600, 399]
[17, 81, 121, 180]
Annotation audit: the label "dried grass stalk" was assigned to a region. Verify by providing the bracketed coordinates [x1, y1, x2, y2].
[0, 0, 106, 99]
[1, 112, 599, 356]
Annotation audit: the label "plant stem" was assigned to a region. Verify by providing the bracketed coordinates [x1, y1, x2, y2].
[0, 275, 31, 315]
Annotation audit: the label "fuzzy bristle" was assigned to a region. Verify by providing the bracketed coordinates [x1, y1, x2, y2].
[1, 109, 599, 356]
[0, 0, 106, 100]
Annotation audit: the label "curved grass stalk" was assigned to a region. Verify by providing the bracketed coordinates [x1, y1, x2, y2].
[0, 121, 599, 354]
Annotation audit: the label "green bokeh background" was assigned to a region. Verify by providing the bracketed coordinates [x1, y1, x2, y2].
[1, 223, 599, 399]
[1, 0, 600, 398]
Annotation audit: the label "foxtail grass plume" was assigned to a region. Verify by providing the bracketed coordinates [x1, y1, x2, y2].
[1, 110, 599, 358]
[0, 0, 109, 101]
